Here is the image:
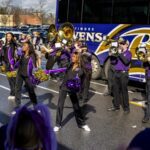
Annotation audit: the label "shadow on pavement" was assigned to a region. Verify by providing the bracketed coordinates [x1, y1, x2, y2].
[57, 142, 73, 150]
[37, 92, 57, 109]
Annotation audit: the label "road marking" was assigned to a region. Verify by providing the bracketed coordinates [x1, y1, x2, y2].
[0, 85, 10, 91]
[0, 84, 144, 108]
[0, 72, 137, 95]
[130, 101, 145, 107]
[90, 81, 107, 87]
[0, 71, 132, 93]
[0, 85, 28, 98]
[0, 73, 6, 77]
[90, 81, 134, 93]
[0, 73, 105, 95]
[89, 90, 103, 95]
[37, 85, 59, 94]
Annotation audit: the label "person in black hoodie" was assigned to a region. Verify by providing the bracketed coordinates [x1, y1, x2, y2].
[53, 52, 91, 132]
[0, 40, 3, 66]
[2, 32, 17, 100]
[15, 41, 37, 108]
[142, 58, 150, 123]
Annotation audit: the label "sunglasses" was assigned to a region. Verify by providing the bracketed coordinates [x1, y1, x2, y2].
[119, 42, 126, 45]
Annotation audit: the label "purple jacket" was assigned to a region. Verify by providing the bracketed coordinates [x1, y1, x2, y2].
[143, 62, 150, 79]
[112, 49, 132, 71]
[16, 54, 36, 77]
[3, 43, 16, 71]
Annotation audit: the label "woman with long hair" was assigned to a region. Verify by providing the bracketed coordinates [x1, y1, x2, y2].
[54, 52, 91, 132]
[2, 32, 17, 100]
[15, 41, 38, 108]
[4, 104, 57, 150]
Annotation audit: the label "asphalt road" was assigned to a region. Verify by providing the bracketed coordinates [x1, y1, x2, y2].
[0, 69, 149, 150]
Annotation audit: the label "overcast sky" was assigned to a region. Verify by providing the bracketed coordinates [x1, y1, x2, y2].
[0, 0, 56, 14]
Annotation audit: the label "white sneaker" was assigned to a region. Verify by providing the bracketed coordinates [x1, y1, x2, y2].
[11, 110, 16, 115]
[81, 125, 91, 132]
[8, 96, 15, 100]
[53, 126, 61, 132]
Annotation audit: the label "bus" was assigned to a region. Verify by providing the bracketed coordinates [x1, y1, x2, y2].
[56, 0, 150, 82]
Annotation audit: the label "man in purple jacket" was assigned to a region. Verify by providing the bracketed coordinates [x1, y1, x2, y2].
[108, 39, 132, 113]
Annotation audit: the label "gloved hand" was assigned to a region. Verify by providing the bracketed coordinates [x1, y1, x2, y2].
[17, 47, 23, 56]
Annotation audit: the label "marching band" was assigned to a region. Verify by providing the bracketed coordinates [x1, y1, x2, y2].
[0, 22, 150, 133]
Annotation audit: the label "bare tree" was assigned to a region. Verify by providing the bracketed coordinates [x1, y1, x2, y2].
[44, 13, 55, 24]
[0, 0, 13, 26]
[0, 7, 7, 14]
[0, 15, 8, 26]
[49, 13, 55, 24]
[12, 7, 21, 26]
[34, 0, 47, 24]
[0, 0, 54, 25]
[1, 0, 13, 13]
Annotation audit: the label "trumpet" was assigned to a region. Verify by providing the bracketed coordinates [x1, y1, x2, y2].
[103, 37, 123, 56]
[136, 46, 150, 62]
[109, 41, 119, 56]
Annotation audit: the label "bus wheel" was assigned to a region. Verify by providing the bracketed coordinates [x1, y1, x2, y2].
[104, 58, 110, 79]
[91, 55, 102, 79]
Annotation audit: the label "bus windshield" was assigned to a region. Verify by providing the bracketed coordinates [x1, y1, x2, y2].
[57, 0, 150, 24]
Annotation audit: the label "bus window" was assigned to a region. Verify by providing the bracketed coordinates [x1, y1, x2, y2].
[68, 0, 82, 23]
[82, 0, 113, 23]
[113, 0, 149, 24]
[58, 0, 69, 23]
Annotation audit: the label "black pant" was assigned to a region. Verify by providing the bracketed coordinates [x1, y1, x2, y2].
[112, 71, 129, 110]
[15, 73, 37, 107]
[108, 67, 114, 95]
[56, 89, 86, 127]
[7, 77, 16, 96]
[5, 63, 16, 96]
[0, 52, 2, 65]
[145, 79, 150, 117]
[79, 73, 91, 101]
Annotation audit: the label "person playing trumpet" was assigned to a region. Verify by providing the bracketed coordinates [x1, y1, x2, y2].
[108, 38, 132, 113]
[140, 48, 150, 123]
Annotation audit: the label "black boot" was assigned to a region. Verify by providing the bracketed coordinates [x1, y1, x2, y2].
[142, 116, 149, 123]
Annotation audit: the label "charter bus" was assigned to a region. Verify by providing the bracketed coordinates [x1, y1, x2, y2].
[56, 0, 150, 82]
